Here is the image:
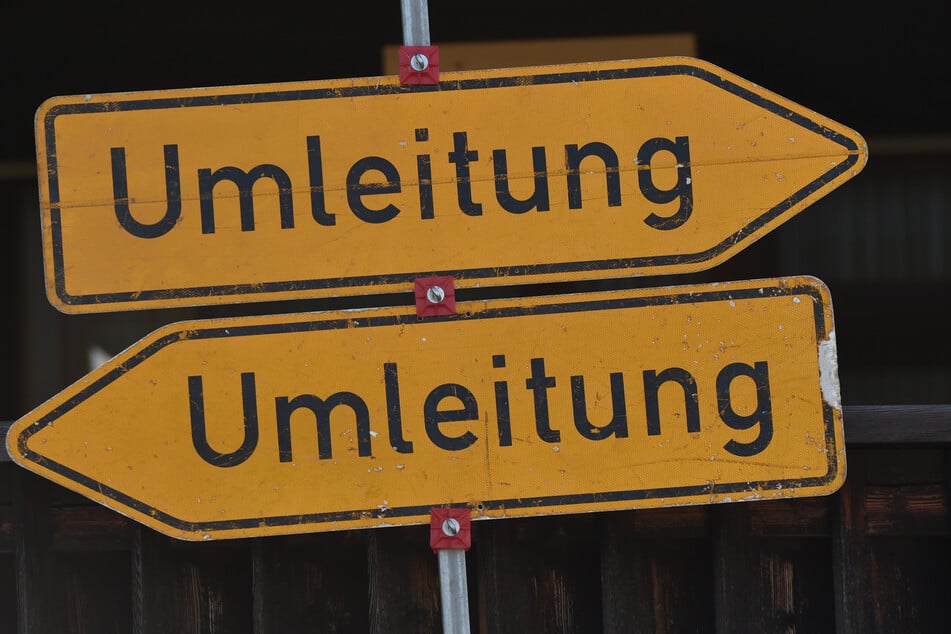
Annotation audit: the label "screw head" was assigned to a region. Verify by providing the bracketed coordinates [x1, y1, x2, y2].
[410, 53, 429, 71]
[442, 517, 460, 536]
[426, 285, 445, 304]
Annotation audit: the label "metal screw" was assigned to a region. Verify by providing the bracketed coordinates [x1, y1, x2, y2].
[411, 53, 429, 72]
[426, 285, 445, 304]
[442, 517, 460, 536]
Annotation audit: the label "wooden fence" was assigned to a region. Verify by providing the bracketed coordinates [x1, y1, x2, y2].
[1, 404, 949, 633]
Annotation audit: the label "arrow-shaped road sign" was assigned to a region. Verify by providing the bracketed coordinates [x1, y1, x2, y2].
[37, 57, 866, 313]
[7, 276, 845, 540]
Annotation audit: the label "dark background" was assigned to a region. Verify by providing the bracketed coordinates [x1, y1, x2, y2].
[3, 1, 949, 162]
[1, 1, 949, 418]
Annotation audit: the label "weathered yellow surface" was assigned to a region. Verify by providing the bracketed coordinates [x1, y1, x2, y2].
[36, 57, 866, 312]
[6, 276, 845, 540]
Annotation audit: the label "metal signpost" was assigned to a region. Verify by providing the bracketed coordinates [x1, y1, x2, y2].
[401, 3, 472, 630]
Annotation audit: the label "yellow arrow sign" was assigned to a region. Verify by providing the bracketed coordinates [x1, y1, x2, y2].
[37, 57, 866, 313]
[7, 276, 845, 540]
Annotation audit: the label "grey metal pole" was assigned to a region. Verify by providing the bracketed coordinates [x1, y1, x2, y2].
[400, 0, 431, 46]
[436, 518, 471, 634]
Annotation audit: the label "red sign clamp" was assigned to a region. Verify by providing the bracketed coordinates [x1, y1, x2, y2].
[415, 276, 456, 318]
[430, 508, 472, 551]
[399, 46, 440, 85]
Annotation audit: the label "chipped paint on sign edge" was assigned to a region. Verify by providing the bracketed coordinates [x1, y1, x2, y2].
[819, 330, 841, 410]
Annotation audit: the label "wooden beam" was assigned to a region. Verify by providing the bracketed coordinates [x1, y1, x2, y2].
[841, 405, 951, 445]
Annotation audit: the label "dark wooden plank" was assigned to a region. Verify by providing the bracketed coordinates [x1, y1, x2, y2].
[12, 470, 63, 634]
[0, 463, 13, 554]
[832, 451, 870, 634]
[615, 506, 708, 537]
[480, 515, 602, 634]
[865, 483, 948, 536]
[59, 549, 133, 633]
[51, 504, 132, 552]
[834, 448, 951, 634]
[133, 526, 200, 634]
[852, 447, 947, 484]
[843, 405, 951, 444]
[0, 553, 16, 632]
[714, 503, 835, 633]
[600, 509, 713, 634]
[0, 506, 12, 554]
[713, 505, 766, 634]
[367, 525, 443, 634]
[857, 537, 951, 634]
[11, 470, 134, 633]
[747, 498, 830, 537]
[836, 474, 951, 634]
[133, 526, 253, 634]
[0, 462, 13, 502]
[253, 531, 370, 633]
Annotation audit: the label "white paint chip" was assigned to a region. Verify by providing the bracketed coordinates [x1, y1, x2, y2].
[819, 330, 841, 409]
